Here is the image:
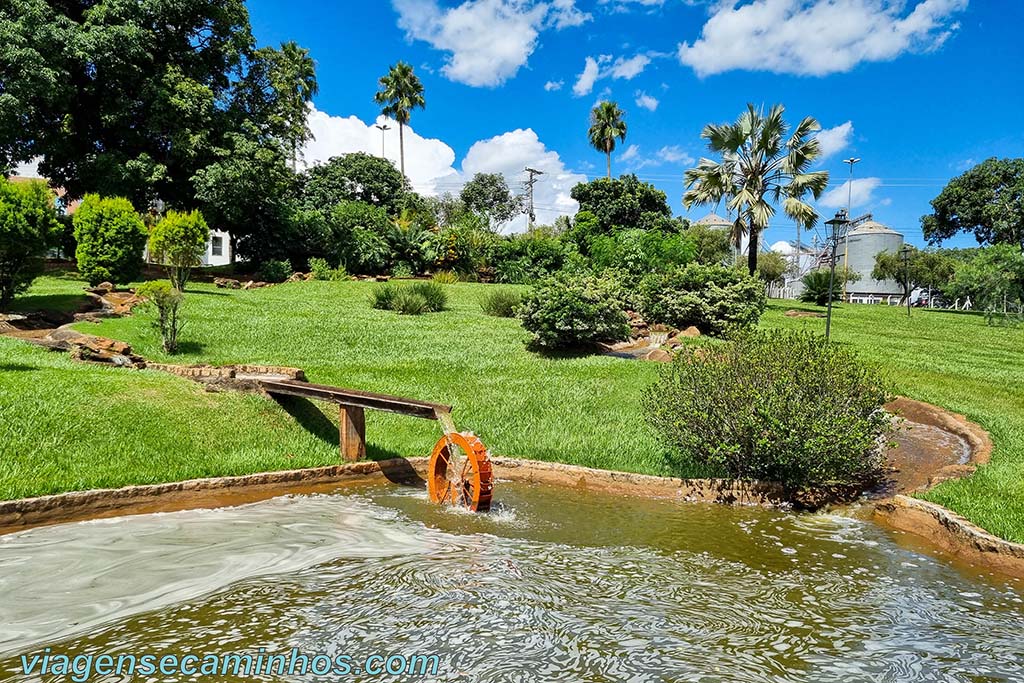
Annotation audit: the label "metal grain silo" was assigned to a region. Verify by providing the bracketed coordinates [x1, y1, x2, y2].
[835, 220, 904, 301]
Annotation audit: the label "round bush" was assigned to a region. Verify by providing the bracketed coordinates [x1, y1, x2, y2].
[638, 263, 766, 335]
[518, 274, 630, 349]
[73, 195, 148, 286]
[258, 259, 292, 283]
[644, 329, 889, 490]
[408, 281, 447, 312]
[148, 209, 209, 290]
[392, 289, 428, 315]
[0, 178, 59, 311]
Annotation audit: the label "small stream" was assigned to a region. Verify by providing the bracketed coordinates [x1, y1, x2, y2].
[1, 482, 1022, 681]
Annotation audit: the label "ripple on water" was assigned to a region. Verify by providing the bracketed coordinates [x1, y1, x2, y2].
[1, 482, 1022, 682]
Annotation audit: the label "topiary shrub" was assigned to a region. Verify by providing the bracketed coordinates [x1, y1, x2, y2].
[73, 195, 148, 286]
[135, 280, 185, 353]
[480, 289, 522, 318]
[0, 178, 60, 311]
[258, 259, 292, 283]
[518, 274, 630, 349]
[148, 210, 209, 291]
[644, 329, 889, 491]
[638, 263, 766, 335]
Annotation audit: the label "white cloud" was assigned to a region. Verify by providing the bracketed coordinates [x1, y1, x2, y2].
[393, 0, 589, 87]
[303, 107, 459, 195]
[461, 129, 586, 231]
[609, 54, 652, 79]
[657, 145, 694, 165]
[573, 56, 602, 96]
[819, 177, 883, 209]
[635, 91, 659, 111]
[544, 79, 564, 91]
[620, 144, 641, 161]
[678, 0, 968, 77]
[302, 108, 583, 232]
[816, 121, 854, 159]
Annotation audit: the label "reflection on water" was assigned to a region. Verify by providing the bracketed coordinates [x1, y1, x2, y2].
[1, 482, 1022, 682]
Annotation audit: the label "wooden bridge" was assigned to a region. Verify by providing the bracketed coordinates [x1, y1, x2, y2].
[258, 379, 451, 461]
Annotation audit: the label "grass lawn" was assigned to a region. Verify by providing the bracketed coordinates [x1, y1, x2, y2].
[2, 274, 1023, 543]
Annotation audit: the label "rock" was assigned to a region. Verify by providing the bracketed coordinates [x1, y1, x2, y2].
[304, 272, 316, 281]
[785, 309, 825, 318]
[643, 348, 674, 363]
[286, 272, 306, 283]
[89, 281, 115, 294]
[374, 275, 390, 282]
[681, 326, 701, 337]
[214, 277, 242, 289]
[666, 326, 701, 347]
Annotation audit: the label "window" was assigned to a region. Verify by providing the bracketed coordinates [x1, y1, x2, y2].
[211, 235, 223, 256]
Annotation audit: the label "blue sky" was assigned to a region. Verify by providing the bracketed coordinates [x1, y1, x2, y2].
[247, 0, 1023, 249]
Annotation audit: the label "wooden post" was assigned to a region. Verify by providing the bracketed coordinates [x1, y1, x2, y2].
[339, 405, 366, 461]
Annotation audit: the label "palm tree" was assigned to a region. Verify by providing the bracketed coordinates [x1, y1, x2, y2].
[374, 62, 425, 176]
[588, 101, 627, 179]
[275, 41, 318, 170]
[683, 104, 830, 276]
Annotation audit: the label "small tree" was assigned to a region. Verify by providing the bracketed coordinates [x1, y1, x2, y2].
[873, 247, 956, 305]
[148, 210, 209, 291]
[135, 280, 184, 353]
[460, 173, 523, 228]
[0, 178, 59, 311]
[73, 195, 148, 286]
[755, 250, 790, 292]
[922, 158, 1024, 251]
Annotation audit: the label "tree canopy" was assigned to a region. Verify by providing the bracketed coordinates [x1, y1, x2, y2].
[301, 153, 407, 215]
[922, 158, 1024, 252]
[460, 173, 522, 228]
[570, 174, 676, 237]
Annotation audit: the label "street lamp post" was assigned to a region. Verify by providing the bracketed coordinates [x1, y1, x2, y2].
[841, 157, 860, 300]
[824, 210, 849, 340]
[374, 123, 391, 159]
[900, 245, 912, 318]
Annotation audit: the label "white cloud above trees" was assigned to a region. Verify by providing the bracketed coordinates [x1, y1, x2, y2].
[678, 0, 968, 77]
[815, 121, 855, 159]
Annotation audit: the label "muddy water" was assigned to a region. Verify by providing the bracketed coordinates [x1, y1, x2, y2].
[1, 482, 1023, 682]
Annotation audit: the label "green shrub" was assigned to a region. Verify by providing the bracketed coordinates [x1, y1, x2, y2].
[391, 262, 414, 279]
[309, 257, 348, 281]
[73, 195, 148, 286]
[135, 280, 185, 353]
[638, 263, 766, 335]
[800, 269, 842, 306]
[370, 283, 397, 310]
[645, 329, 889, 490]
[0, 178, 60, 311]
[480, 289, 522, 318]
[148, 210, 208, 290]
[258, 259, 292, 283]
[432, 270, 459, 285]
[409, 281, 447, 311]
[392, 289, 429, 315]
[518, 274, 630, 349]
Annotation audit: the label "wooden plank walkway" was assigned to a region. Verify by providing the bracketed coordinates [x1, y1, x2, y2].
[258, 379, 451, 462]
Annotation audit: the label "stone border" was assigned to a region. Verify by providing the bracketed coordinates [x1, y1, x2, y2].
[874, 397, 1024, 578]
[0, 457, 794, 536]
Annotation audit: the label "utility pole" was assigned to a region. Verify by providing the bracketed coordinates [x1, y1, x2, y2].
[841, 157, 860, 299]
[524, 167, 544, 232]
[375, 123, 391, 159]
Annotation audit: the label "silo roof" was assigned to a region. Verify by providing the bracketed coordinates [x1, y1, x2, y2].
[693, 212, 732, 228]
[849, 220, 902, 236]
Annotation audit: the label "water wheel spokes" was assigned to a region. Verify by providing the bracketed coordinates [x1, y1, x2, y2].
[428, 432, 493, 512]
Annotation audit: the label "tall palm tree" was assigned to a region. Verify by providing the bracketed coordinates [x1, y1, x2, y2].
[588, 101, 627, 179]
[275, 41, 318, 170]
[683, 103, 829, 275]
[374, 62, 425, 176]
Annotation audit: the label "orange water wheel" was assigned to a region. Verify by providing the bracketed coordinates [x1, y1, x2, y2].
[428, 432, 493, 512]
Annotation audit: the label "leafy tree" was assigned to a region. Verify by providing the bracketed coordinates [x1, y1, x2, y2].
[325, 200, 391, 272]
[922, 158, 1024, 251]
[192, 128, 297, 264]
[944, 245, 1024, 316]
[0, 178, 60, 310]
[460, 173, 523, 228]
[683, 222, 733, 265]
[755, 250, 790, 289]
[873, 247, 957, 304]
[569, 175, 675, 240]
[148, 210, 209, 290]
[2, 0, 315, 209]
[374, 61, 425, 176]
[302, 153, 406, 214]
[73, 195, 147, 286]
[588, 101, 627, 179]
[684, 104, 829, 275]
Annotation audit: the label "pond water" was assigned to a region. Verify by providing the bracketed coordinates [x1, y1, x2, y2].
[1, 481, 1022, 682]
